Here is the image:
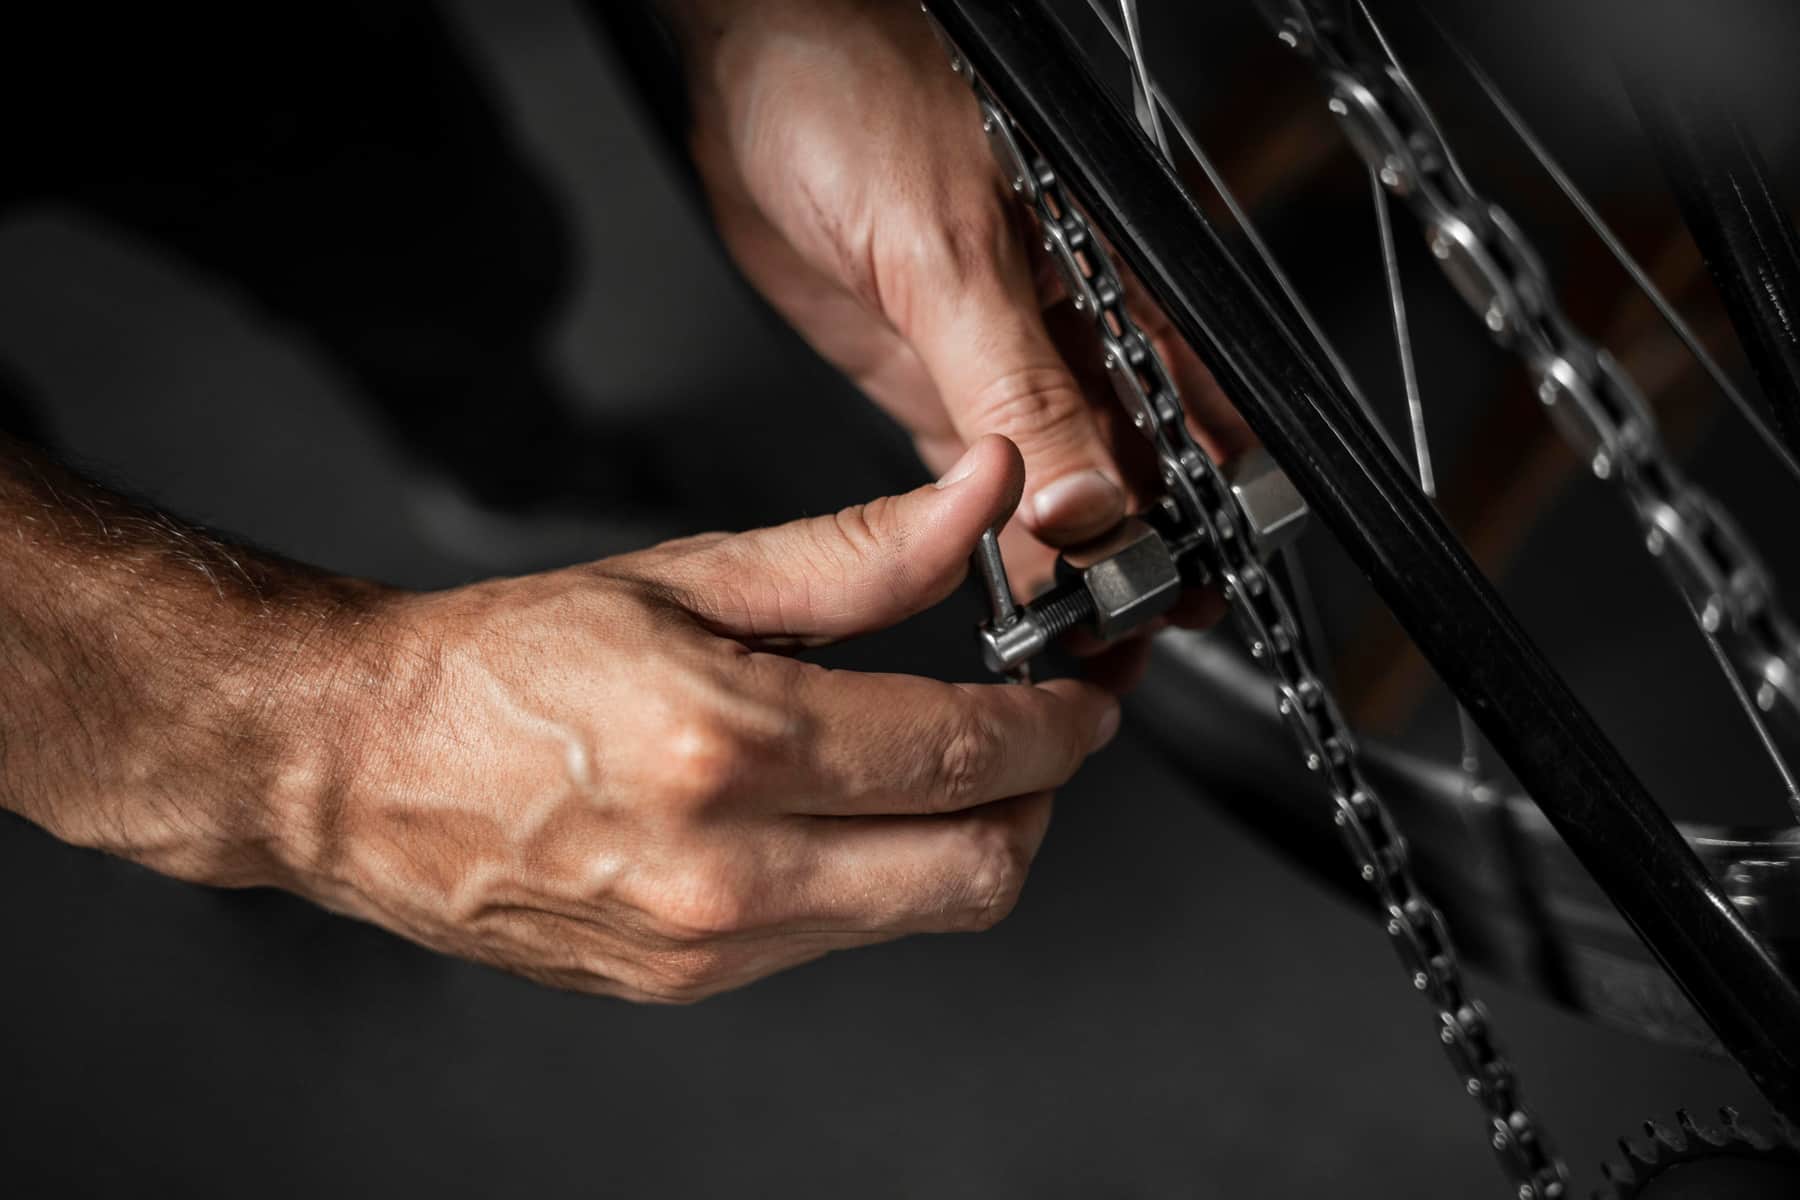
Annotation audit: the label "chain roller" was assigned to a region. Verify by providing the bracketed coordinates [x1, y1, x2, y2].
[934, 15, 1568, 1196]
[1261, 0, 1800, 734]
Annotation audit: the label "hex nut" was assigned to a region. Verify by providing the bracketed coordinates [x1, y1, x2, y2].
[1057, 518, 1181, 641]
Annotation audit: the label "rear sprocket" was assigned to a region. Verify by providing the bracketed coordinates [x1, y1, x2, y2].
[1597, 1108, 1800, 1198]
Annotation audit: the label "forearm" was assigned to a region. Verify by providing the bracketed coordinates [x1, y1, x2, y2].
[0, 437, 391, 886]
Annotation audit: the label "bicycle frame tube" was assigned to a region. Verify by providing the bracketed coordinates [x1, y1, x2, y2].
[923, 0, 1800, 1115]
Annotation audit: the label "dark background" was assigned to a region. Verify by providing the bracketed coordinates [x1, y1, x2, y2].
[0, 1, 1790, 1195]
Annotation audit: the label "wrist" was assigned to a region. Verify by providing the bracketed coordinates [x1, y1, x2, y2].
[251, 585, 446, 903]
[0, 529, 400, 891]
[197, 579, 408, 891]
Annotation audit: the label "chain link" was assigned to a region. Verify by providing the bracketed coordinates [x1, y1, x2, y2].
[1261, 0, 1800, 729]
[935, 19, 1568, 1197]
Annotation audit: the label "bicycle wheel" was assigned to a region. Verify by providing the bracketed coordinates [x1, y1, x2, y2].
[924, 1, 1800, 1194]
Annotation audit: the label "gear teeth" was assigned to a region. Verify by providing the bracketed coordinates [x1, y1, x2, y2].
[1682, 1108, 1731, 1150]
[1596, 1108, 1800, 1198]
[1641, 1118, 1684, 1155]
[1718, 1105, 1772, 1151]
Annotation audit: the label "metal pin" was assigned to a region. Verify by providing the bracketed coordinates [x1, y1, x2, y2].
[972, 527, 1017, 628]
[972, 527, 1031, 683]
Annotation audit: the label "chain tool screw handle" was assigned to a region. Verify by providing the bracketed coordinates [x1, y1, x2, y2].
[972, 453, 1306, 679]
[973, 515, 1188, 679]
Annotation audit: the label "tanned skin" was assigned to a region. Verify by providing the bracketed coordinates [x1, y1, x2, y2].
[0, 433, 1121, 1001]
[1, 0, 1242, 1002]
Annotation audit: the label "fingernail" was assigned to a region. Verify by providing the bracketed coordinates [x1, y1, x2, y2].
[1091, 702, 1122, 752]
[1030, 469, 1124, 532]
[934, 444, 981, 489]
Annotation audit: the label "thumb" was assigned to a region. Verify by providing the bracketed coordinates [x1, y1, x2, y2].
[902, 239, 1127, 546]
[682, 435, 1025, 645]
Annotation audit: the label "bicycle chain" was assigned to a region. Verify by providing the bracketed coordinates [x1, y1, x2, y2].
[1259, 0, 1800, 731]
[929, 16, 1568, 1198]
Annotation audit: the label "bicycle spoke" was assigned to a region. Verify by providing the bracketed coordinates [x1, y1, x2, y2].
[1084, 0, 1344, 684]
[1692, 599, 1800, 823]
[1372, 167, 1435, 496]
[1352, 1, 1479, 202]
[1373, 163, 1493, 794]
[1411, 3, 1800, 487]
[1117, 0, 1170, 156]
[1350, 1, 1800, 821]
[1260, 0, 1800, 821]
[1077, 0, 1406, 467]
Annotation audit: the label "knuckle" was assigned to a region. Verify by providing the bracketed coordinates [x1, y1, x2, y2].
[822, 499, 897, 572]
[875, 207, 1008, 327]
[657, 718, 745, 808]
[897, 209, 1008, 287]
[957, 819, 1032, 932]
[937, 210, 1009, 281]
[658, 881, 748, 949]
[969, 365, 1085, 439]
[933, 704, 1001, 808]
[820, 497, 912, 607]
[646, 860, 753, 945]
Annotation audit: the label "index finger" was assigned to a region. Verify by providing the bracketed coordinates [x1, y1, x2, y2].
[896, 210, 1129, 547]
[753, 656, 1119, 816]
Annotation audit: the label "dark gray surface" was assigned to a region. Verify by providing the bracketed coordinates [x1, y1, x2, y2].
[0, 2, 1772, 1196]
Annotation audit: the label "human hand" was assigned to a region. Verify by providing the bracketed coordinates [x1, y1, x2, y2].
[669, 0, 1252, 676]
[258, 437, 1116, 1001]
